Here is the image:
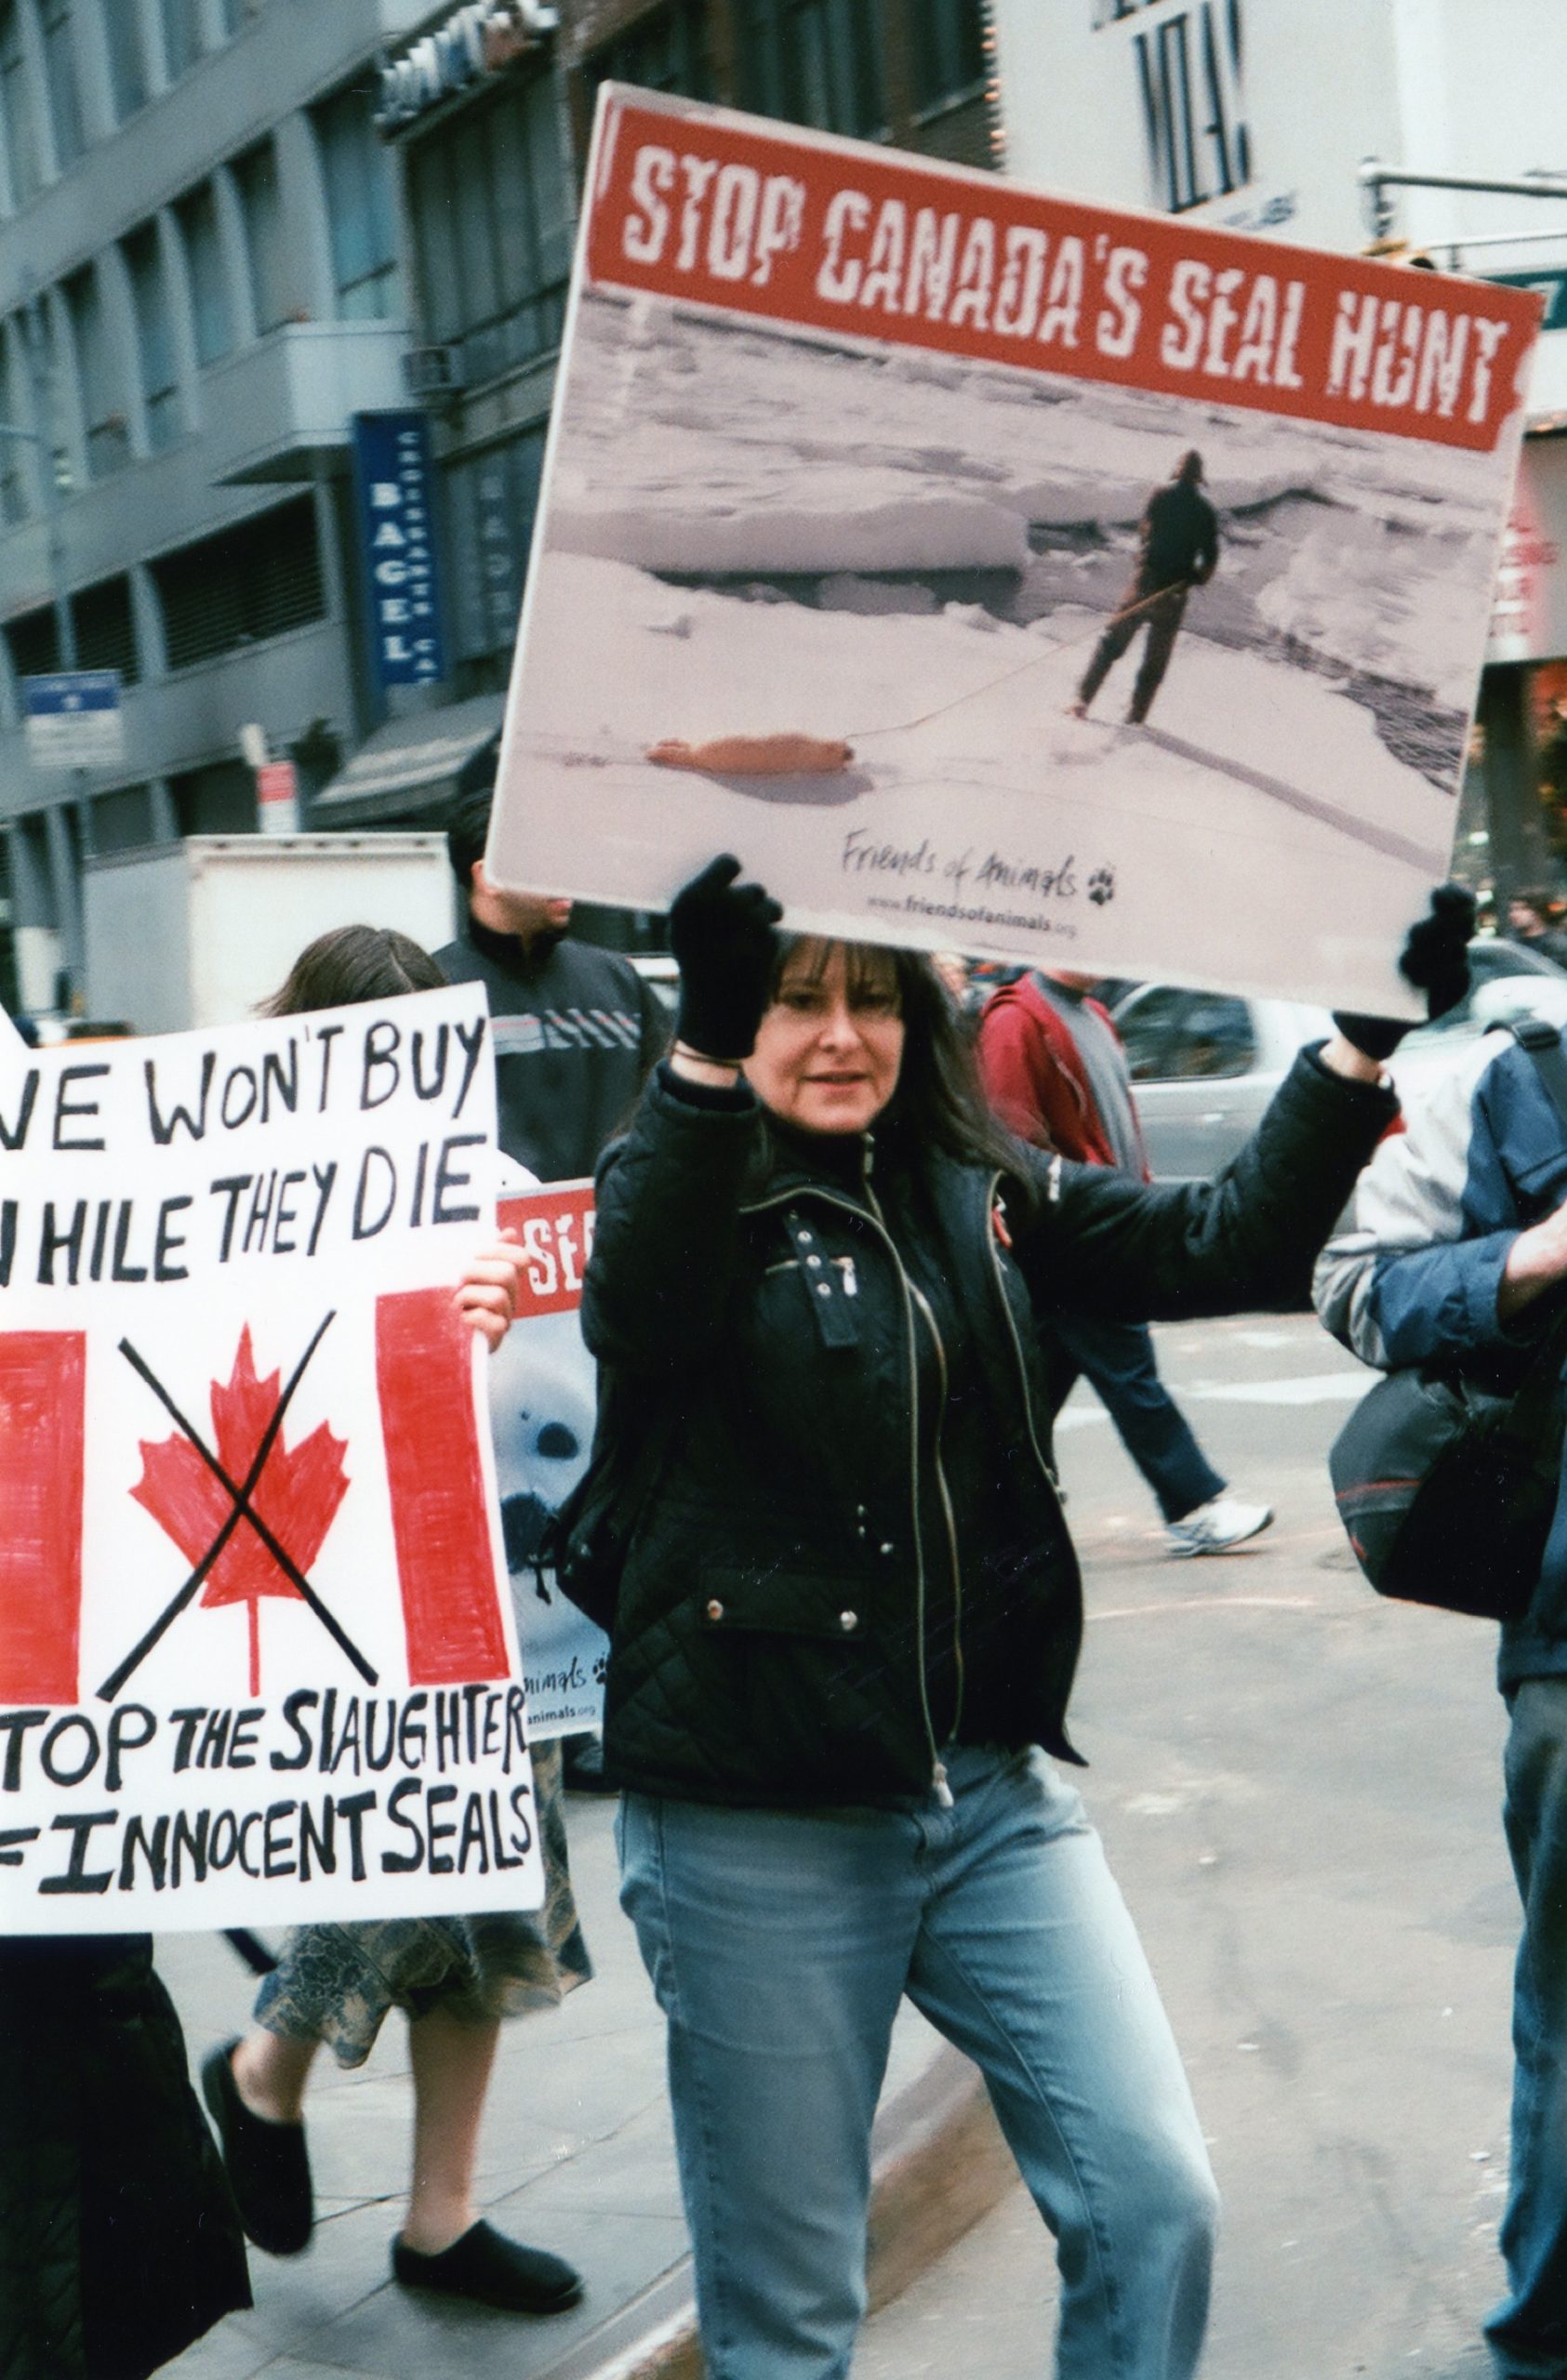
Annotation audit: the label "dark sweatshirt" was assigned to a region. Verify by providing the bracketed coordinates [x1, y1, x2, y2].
[435, 918, 669, 1183]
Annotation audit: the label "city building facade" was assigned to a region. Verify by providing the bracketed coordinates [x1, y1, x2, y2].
[317, 0, 999, 876]
[0, 0, 444, 1010]
[0, 0, 998, 1004]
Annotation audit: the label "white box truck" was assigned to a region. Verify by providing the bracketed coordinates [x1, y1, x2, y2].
[83, 835, 457, 1036]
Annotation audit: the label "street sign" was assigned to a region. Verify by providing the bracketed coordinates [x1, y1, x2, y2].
[21, 670, 124, 769]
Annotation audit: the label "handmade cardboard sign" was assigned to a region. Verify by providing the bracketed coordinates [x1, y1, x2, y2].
[491, 1181, 608, 1738]
[0, 987, 545, 1932]
[489, 86, 1540, 1016]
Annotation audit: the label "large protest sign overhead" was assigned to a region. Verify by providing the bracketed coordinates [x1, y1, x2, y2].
[0, 986, 546, 1933]
[491, 1181, 608, 1739]
[489, 86, 1540, 1016]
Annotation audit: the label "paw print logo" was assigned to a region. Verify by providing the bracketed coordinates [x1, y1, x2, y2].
[592, 1653, 609, 1684]
[1087, 867, 1115, 907]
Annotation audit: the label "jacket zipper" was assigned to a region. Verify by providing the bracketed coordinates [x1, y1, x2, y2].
[985, 1171, 1066, 1512]
[906, 1277, 966, 1751]
[742, 1163, 952, 1806]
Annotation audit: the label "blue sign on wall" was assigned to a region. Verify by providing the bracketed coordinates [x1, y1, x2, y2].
[352, 412, 447, 694]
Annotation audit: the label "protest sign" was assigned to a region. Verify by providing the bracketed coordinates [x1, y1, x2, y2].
[489, 86, 1540, 1016]
[491, 1180, 608, 1738]
[0, 985, 545, 1933]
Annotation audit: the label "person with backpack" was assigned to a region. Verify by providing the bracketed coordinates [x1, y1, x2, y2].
[1315, 1007, 1567, 2380]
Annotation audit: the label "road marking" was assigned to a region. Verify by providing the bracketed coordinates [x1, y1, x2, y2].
[1089, 1594, 1321, 1620]
[1056, 1368, 1367, 1428]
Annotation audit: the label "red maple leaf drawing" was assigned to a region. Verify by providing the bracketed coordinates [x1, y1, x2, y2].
[131, 1326, 350, 1697]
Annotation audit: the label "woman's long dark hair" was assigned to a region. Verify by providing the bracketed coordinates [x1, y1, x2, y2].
[768, 936, 1035, 1191]
[261, 925, 445, 1018]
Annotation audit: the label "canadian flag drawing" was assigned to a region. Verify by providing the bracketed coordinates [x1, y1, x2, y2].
[0, 1289, 511, 1712]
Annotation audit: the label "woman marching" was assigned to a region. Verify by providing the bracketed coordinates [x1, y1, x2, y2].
[581, 857, 1469, 2380]
[201, 928, 590, 2321]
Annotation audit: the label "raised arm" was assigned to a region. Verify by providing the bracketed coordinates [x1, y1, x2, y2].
[1015, 1042, 1398, 1321]
[1016, 888, 1472, 1327]
[582, 856, 781, 1378]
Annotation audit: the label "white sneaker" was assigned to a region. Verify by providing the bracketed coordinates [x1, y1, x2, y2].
[1166, 1496, 1274, 1557]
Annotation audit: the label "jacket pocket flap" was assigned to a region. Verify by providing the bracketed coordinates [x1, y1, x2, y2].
[697, 1570, 868, 1640]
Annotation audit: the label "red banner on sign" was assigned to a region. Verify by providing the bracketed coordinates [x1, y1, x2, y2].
[501, 1183, 595, 1319]
[0, 1333, 86, 1705]
[378, 1288, 510, 1686]
[585, 92, 1540, 455]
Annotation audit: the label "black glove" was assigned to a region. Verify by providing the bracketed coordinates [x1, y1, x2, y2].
[670, 853, 784, 1062]
[1333, 882, 1476, 1061]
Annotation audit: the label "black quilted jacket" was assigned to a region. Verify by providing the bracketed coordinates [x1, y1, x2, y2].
[0, 1937, 249, 2380]
[582, 1051, 1395, 1806]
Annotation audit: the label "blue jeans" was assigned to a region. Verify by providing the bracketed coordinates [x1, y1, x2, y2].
[618, 1744, 1217, 2380]
[1489, 1678, 1567, 2378]
[1050, 1316, 1226, 1525]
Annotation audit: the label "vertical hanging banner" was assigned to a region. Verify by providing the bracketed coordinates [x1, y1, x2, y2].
[489, 1181, 608, 1739]
[352, 410, 447, 691]
[0, 985, 545, 1933]
[488, 86, 1541, 1017]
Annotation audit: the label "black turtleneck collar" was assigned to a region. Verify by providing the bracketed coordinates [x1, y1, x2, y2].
[765, 1114, 872, 1188]
[462, 913, 568, 980]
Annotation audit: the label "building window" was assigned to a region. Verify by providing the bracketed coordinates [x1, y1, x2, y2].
[232, 137, 293, 333]
[443, 427, 546, 668]
[40, 0, 83, 169]
[0, 324, 25, 523]
[406, 73, 570, 388]
[169, 760, 256, 834]
[73, 574, 139, 681]
[735, 0, 885, 139]
[91, 783, 155, 853]
[5, 603, 58, 679]
[159, 0, 201, 79]
[6, 576, 140, 683]
[64, 264, 130, 481]
[100, 0, 148, 121]
[123, 222, 180, 451]
[909, 0, 985, 115]
[175, 180, 233, 366]
[0, 0, 42, 205]
[586, 0, 714, 98]
[313, 83, 399, 321]
[152, 495, 325, 670]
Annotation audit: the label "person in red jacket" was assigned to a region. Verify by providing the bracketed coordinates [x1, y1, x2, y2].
[978, 966, 1272, 1554]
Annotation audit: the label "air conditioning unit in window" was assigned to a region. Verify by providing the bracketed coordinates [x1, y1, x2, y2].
[405, 345, 465, 400]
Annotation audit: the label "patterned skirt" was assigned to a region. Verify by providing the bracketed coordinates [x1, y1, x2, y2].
[252, 1739, 591, 2065]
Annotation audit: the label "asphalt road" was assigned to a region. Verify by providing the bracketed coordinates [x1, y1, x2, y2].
[857, 1310, 1510, 2380]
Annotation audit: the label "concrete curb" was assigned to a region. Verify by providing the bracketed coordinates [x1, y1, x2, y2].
[529, 2045, 1014, 2380]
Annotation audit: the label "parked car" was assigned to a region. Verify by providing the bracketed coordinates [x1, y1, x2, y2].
[1109, 940, 1567, 1182]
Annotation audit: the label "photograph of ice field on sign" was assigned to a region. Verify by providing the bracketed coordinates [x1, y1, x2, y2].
[498, 283, 1506, 1012]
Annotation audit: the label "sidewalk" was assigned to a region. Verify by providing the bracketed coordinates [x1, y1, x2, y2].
[160, 1790, 957, 2380]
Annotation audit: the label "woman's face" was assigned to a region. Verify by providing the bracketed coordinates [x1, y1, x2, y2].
[745, 942, 905, 1136]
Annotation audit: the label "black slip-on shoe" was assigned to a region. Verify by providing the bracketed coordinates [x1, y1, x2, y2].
[200, 2037, 313, 2256]
[392, 2220, 583, 2314]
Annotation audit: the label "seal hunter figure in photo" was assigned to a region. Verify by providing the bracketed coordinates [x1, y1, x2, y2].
[1068, 449, 1219, 727]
